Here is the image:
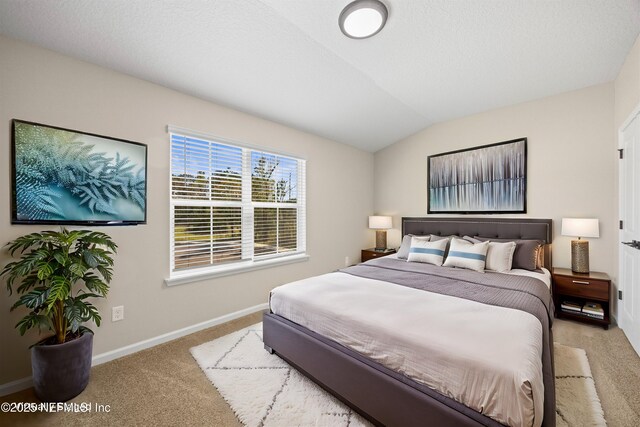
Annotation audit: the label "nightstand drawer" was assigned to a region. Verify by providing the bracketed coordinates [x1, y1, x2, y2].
[361, 248, 396, 262]
[554, 275, 609, 300]
[368, 252, 386, 258]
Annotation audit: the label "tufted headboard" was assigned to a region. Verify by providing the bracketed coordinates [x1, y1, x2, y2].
[402, 217, 553, 269]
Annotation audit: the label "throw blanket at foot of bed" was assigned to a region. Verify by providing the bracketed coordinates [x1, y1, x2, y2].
[341, 257, 555, 427]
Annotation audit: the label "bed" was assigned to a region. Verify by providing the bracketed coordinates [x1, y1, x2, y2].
[263, 217, 554, 427]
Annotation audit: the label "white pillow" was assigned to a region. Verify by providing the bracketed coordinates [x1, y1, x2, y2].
[485, 241, 517, 272]
[406, 237, 448, 266]
[443, 239, 489, 273]
[397, 235, 430, 260]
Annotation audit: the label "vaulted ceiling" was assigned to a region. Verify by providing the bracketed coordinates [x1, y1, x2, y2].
[1, 1, 638, 152]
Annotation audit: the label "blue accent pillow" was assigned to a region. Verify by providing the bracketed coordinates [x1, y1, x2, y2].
[407, 237, 448, 266]
[397, 234, 429, 260]
[443, 239, 489, 272]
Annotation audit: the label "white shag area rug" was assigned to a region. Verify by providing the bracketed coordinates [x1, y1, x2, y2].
[554, 343, 607, 426]
[191, 323, 606, 427]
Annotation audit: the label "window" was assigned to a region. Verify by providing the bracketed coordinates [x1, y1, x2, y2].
[169, 130, 306, 280]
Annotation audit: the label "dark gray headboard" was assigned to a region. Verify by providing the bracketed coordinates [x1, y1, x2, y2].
[402, 217, 553, 268]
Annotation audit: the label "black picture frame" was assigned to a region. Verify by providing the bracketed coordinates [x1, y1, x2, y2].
[11, 119, 148, 226]
[427, 138, 527, 214]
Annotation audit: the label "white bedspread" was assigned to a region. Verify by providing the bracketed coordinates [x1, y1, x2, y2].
[270, 272, 544, 427]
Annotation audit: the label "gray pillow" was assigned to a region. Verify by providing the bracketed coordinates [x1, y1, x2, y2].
[473, 236, 542, 271]
[397, 234, 430, 259]
[464, 236, 516, 272]
[429, 234, 457, 241]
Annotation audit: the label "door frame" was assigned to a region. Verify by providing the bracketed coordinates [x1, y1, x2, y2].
[617, 101, 640, 330]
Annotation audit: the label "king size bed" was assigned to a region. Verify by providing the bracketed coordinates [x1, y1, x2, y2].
[263, 217, 555, 427]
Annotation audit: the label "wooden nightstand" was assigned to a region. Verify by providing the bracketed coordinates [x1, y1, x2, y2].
[552, 267, 611, 329]
[361, 248, 396, 262]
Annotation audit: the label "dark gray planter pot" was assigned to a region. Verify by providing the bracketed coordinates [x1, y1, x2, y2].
[31, 332, 93, 402]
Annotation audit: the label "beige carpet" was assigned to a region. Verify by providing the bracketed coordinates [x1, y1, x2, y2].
[191, 323, 605, 427]
[554, 319, 640, 426]
[0, 314, 638, 426]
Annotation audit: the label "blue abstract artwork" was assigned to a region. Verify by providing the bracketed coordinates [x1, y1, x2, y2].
[12, 120, 147, 224]
[428, 138, 526, 213]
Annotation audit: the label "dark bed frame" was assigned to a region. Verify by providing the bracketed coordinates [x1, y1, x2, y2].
[263, 217, 553, 427]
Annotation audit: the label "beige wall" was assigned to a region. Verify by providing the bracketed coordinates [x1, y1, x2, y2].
[0, 36, 374, 385]
[374, 84, 616, 276]
[613, 33, 640, 319]
[615, 35, 640, 130]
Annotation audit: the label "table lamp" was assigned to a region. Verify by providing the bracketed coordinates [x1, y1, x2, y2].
[369, 216, 392, 251]
[561, 218, 599, 273]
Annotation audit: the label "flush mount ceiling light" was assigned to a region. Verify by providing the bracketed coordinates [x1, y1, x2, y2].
[339, 0, 388, 39]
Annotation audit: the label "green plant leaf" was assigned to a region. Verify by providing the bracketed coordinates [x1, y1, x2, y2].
[15, 274, 40, 295]
[82, 249, 99, 268]
[83, 274, 109, 296]
[44, 276, 70, 310]
[82, 232, 118, 252]
[78, 325, 94, 336]
[2, 261, 19, 294]
[53, 251, 68, 267]
[96, 265, 113, 283]
[6, 232, 45, 256]
[15, 313, 51, 336]
[83, 247, 114, 267]
[11, 287, 50, 311]
[69, 263, 88, 278]
[2, 227, 116, 342]
[64, 298, 85, 333]
[88, 305, 102, 327]
[76, 292, 103, 300]
[36, 262, 54, 280]
[7, 248, 49, 280]
[65, 230, 87, 246]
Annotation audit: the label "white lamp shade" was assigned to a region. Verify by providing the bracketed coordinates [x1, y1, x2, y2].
[561, 218, 600, 238]
[369, 216, 392, 230]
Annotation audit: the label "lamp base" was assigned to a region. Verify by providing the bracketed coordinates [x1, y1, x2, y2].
[571, 239, 590, 273]
[375, 230, 387, 251]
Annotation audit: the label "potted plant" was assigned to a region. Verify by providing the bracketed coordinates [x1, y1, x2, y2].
[1, 228, 117, 402]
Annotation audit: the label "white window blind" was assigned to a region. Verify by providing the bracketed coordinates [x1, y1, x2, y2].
[170, 132, 306, 275]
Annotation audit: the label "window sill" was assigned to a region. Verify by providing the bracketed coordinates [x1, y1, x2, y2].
[164, 253, 310, 287]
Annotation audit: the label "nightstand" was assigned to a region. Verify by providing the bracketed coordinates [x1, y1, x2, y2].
[552, 267, 611, 329]
[361, 248, 396, 262]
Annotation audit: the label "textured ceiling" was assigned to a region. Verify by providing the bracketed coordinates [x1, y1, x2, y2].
[0, 0, 638, 152]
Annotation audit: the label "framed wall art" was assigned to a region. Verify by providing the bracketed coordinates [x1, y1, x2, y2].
[11, 119, 147, 225]
[427, 138, 527, 214]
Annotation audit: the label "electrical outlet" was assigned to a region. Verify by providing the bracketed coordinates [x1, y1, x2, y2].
[345, 256, 350, 266]
[112, 305, 124, 322]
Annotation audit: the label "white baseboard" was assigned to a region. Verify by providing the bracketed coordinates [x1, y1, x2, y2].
[0, 303, 268, 397]
[0, 376, 33, 397]
[92, 302, 268, 366]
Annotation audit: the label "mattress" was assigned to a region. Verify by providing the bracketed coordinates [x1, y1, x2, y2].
[270, 264, 549, 427]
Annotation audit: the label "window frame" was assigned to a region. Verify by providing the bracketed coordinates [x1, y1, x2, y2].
[166, 126, 307, 286]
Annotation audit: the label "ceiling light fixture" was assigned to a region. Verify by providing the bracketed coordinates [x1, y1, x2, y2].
[339, 0, 388, 39]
